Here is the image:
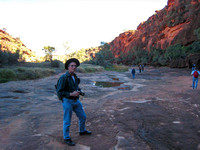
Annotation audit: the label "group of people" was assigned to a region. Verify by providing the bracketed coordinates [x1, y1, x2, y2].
[131, 64, 145, 79]
[55, 59, 199, 147]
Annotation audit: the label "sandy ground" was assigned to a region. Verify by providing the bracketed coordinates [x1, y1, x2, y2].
[0, 66, 200, 150]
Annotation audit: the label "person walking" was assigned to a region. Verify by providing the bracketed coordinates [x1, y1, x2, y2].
[191, 68, 200, 89]
[192, 64, 196, 71]
[56, 58, 91, 146]
[138, 64, 142, 73]
[131, 67, 136, 79]
[141, 64, 144, 72]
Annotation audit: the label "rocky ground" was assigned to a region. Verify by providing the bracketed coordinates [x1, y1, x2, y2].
[0, 66, 200, 150]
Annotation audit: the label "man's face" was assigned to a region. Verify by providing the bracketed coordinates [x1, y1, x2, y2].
[68, 62, 77, 74]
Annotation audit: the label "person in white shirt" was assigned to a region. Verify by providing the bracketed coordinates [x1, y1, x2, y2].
[191, 68, 200, 89]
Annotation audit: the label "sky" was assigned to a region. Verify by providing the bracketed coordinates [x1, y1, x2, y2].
[0, 0, 168, 56]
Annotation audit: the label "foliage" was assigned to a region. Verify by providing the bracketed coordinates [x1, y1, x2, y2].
[63, 41, 70, 54]
[16, 67, 55, 80]
[194, 28, 200, 40]
[77, 64, 104, 73]
[148, 48, 167, 66]
[0, 67, 56, 83]
[164, 44, 186, 61]
[51, 59, 62, 68]
[0, 69, 16, 83]
[113, 41, 200, 67]
[115, 47, 149, 65]
[0, 48, 19, 65]
[68, 48, 90, 63]
[105, 64, 129, 72]
[42, 46, 55, 62]
[185, 41, 200, 54]
[116, 48, 135, 65]
[92, 43, 115, 68]
[133, 48, 149, 65]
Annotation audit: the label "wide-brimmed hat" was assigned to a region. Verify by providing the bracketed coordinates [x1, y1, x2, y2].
[65, 58, 80, 70]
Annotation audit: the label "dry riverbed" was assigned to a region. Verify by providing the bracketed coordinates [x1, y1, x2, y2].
[0, 66, 200, 150]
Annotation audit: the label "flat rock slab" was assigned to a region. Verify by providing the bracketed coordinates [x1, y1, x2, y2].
[0, 66, 200, 150]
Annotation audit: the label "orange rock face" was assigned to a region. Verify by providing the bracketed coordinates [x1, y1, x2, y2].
[110, 0, 200, 57]
[0, 29, 36, 62]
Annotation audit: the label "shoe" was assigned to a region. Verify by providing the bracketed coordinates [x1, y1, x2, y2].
[64, 139, 75, 146]
[79, 130, 92, 136]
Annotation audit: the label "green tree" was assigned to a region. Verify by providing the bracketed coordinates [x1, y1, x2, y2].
[94, 43, 115, 67]
[63, 41, 70, 54]
[42, 46, 55, 62]
[164, 44, 186, 61]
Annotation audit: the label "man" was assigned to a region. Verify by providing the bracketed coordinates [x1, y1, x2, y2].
[138, 64, 142, 73]
[131, 67, 135, 79]
[191, 68, 200, 89]
[192, 64, 196, 71]
[56, 58, 91, 146]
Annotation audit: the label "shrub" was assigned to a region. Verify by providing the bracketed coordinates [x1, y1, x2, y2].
[132, 49, 149, 65]
[112, 64, 129, 72]
[78, 64, 104, 73]
[93, 44, 115, 67]
[0, 50, 19, 65]
[0, 69, 16, 83]
[0, 67, 56, 82]
[185, 41, 200, 54]
[194, 28, 200, 40]
[164, 44, 186, 61]
[51, 59, 62, 68]
[148, 48, 167, 66]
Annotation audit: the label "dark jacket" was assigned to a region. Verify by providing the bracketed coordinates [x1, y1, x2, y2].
[132, 69, 135, 74]
[56, 71, 80, 100]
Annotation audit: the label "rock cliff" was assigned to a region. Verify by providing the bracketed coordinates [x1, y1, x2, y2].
[110, 0, 200, 57]
[0, 29, 36, 62]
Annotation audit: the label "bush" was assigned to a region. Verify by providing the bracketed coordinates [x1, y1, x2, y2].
[185, 41, 200, 54]
[51, 59, 62, 68]
[148, 48, 167, 66]
[93, 44, 115, 67]
[0, 67, 56, 83]
[16, 67, 55, 80]
[132, 48, 149, 65]
[117, 48, 135, 65]
[0, 69, 16, 83]
[110, 64, 129, 72]
[77, 64, 104, 73]
[164, 44, 186, 61]
[194, 28, 200, 40]
[0, 50, 19, 65]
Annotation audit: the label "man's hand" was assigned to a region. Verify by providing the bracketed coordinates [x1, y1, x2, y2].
[70, 91, 80, 97]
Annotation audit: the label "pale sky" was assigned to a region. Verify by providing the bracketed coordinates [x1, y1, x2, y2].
[0, 0, 168, 55]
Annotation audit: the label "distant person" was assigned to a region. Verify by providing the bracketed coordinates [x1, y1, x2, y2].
[191, 68, 200, 89]
[138, 64, 142, 73]
[56, 58, 91, 146]
[131, 67, 136, 79]
[141, 64, 144, 72]
[192, 64, 196, 71]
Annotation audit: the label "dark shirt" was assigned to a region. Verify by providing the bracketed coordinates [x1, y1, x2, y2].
[132, 69, 135, 74]
[56, 71, 80, 100]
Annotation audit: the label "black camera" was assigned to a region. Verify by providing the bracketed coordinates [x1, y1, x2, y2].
[78, 88, 85, 96]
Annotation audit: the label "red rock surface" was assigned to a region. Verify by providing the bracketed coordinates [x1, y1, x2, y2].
[0, 29, 36, 62]
[110, 0, 200, 57]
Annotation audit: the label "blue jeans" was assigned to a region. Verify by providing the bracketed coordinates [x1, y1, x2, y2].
[132, 74, 135, 79]
[62, 98, 86, 139]
[192, 77, 198, 89]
